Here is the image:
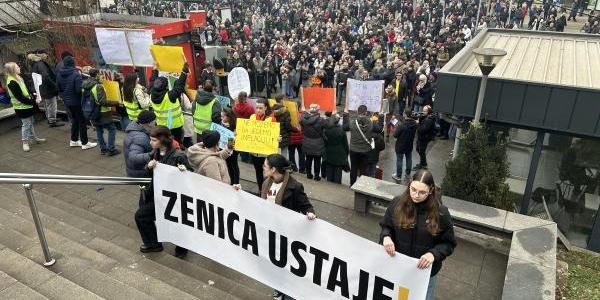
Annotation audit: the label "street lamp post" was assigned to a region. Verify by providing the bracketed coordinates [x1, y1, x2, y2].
[471, 48, 506, 123]
[452, 47, 506, 159]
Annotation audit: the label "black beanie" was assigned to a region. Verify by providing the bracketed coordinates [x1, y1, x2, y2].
[137, 110, 156, 125]
[63, 56, 75, 68]
[201, 130, 221, 148]
[153, 77, 168, 92]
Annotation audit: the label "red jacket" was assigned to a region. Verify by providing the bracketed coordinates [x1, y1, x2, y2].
[233, 102, 255, 119]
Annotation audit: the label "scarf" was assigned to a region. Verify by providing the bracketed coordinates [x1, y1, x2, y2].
[260, 171, 290, 206]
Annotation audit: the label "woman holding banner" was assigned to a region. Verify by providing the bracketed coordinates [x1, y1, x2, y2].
[261, 153, 316, 300]
[379, 169, 457, 300]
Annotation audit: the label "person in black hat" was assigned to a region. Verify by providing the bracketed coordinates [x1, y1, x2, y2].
[124, 110, 156, 178]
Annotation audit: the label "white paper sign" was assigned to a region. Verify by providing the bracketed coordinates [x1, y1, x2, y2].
[220, 7, 232, 22]
[347, 79, 384, 112]
[31, 73, 42, 99]
[154, 164, 430, 300]
[95, 28, 154, 67]
[227, 67, 251, 99]
[126, 30, 154, 67]
[95, 28, 131, 65]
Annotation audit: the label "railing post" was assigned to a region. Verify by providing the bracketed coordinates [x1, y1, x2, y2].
[22, 184, 56, 267]
[139, 184, 148, 202]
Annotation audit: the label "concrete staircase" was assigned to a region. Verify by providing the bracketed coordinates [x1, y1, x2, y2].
[0, 183, 273, 300]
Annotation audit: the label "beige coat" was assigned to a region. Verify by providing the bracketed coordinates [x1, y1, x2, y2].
[186, 144, 232, 184]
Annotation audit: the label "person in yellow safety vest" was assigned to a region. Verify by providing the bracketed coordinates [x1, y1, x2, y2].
[81, 66, 121, 156]
[149, 62, 189, 145]
[122, 72, 151, 124]
[3, 62, 45, 152]
[192, 80, 222, 142]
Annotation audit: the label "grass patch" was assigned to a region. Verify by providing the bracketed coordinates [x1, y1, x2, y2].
[557, 248, 600, 300]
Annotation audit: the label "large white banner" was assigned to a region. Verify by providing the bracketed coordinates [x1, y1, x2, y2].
[347, 79, 384, 112]
[95, 28, 154, 67]
[154, 164, 430, 300]
[227, 67, 251, 100]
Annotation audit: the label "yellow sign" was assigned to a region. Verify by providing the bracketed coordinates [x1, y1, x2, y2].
[268, 98, 276, 107]
[101, 80, 121, 103]
[284, 100, 299, 128]
[186, 89, 197, 102]
[150, 45, 185, 73]
[235, 119, 280, 155]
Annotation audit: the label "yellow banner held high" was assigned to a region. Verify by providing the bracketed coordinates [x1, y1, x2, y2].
[234, 119, 280, 155]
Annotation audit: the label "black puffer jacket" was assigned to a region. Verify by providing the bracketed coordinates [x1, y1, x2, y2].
[272, 103, 294, 148]
[300, 112, 326, 156]
[57, 65, 82, 107]
[394, 118, 417, 153]
[379, 198, 456, 277]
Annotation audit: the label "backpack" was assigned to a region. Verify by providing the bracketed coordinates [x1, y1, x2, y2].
[0, 87, 10, 105]
[81, 85, 100, 121]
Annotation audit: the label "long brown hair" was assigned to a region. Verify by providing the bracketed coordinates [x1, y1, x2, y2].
[394, 169, 441, 235]
[150, 126, 174, 150]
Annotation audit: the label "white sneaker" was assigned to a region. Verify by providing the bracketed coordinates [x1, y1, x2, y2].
[23, 143, 30, 152]
[34, 137, 46, 144]
[81, 142, 98, 150]
[70, 140, 82, 147]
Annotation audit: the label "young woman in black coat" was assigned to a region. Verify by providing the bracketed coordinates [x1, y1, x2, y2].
[379, 169, 456, 300]
[260, 154, 317, 300]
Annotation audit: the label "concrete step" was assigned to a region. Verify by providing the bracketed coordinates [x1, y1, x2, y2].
[0, 245, 104, 300]
[0, 270, 50, 300]
[0, 205, 216, 300]
[0, 217, 156, 300]
[0, 184, 272, 299]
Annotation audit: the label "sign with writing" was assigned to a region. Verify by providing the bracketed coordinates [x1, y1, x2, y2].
[227, 67, 251, 100]
[301, 87, 336, 112]
[154, 164, 431, 300]
[346, 79, 384, 112]
[31, 73, 42, 100]
[95, 28, 153, 67]
[101, 80, 122, 103]
[150, 45, 186, 73]
[209, 122, 235, 149]
[234, 118, 279, 155]
[216, 95, 231, 108]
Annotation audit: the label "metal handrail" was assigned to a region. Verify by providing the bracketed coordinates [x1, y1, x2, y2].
[0, 173, 151, 267]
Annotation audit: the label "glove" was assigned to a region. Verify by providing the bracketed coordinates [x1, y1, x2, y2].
[182, 62, 189, 74]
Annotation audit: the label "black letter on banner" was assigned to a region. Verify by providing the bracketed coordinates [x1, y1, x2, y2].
[196, 199, 215, 234]
[372, 276, 394, 300]
[327, 257, 350, 298]
[290, 241, 307, 277]
[227, 212, 240, 246]
[217, 207, 225, 239]
[163, 190, 178, 222]
[309, 247, 330, 286]
[352, 270, 369, 300]
[180, 193, 194, 227]
[268, 231, 288, 268]
[242, 220, 259, 256]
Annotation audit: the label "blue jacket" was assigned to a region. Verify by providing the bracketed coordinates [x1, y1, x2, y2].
[56, 67, 82, 107]
[123, 122, 152, 178]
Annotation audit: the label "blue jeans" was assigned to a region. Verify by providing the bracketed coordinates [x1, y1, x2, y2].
[120, 115, 131, 131]
[20, 116, 35, 141]
[95, 123, 116, 152]
[336, 85, 345, 105]
[425, 275, 437, 300]
[396, 151, 412, 176]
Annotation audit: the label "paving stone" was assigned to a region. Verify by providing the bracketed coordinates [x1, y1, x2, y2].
[438, 257, 482, 287]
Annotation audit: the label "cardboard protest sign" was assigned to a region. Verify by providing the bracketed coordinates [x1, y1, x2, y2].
[234, 118, 279, 155]
[210, 122, 235, 149]
[154, 164, 431, 300]
[346, 79, 384, 112]
[227, 67, 251, 99]
[150, 45, 186, 73]
[101, 80, 122, 103]
[126, 30, 154, 66]
[301, 87, 336, 112]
